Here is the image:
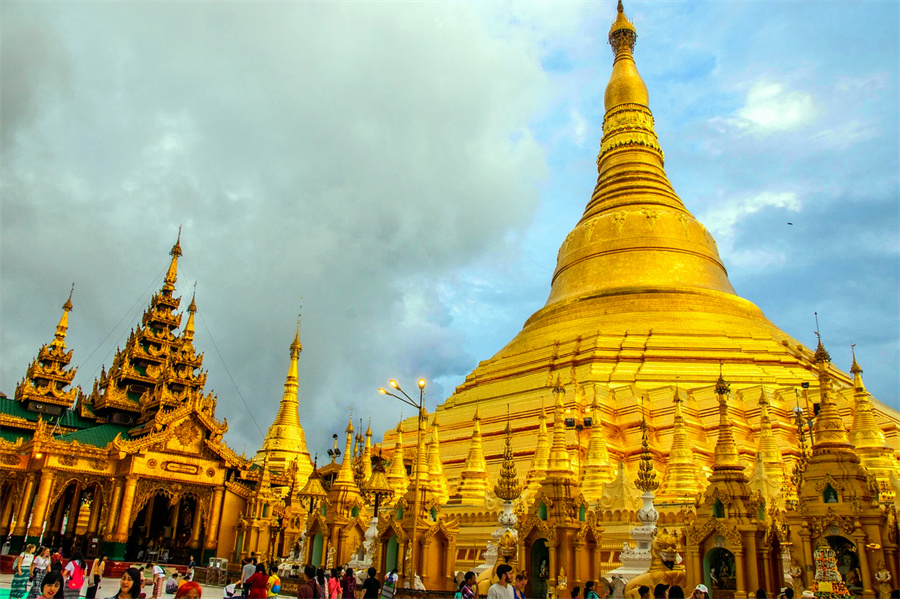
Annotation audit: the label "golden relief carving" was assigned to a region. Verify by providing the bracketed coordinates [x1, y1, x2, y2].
[807, 507, 855, 536]
[60, 455, 78, 467]
[163, 461, 200, 475]
[613, 211, 627, 235]
[2, 453, 20, 465]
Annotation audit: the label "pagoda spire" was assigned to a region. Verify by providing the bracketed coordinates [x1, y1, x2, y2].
[335, 419, 358, 486]
[326, 418, 363, 519]
[755, 389, 785, 490]
[453, 406, 491, 504]
[426, 414, 450, 505]
[524, 405, 551, 500]
[581, 391, 614, 502]
[658, 388, 705, 502]
[386, 421, 410, 501]
[182, 289, 197, 343]
[709, 372, 746, 481]
[361, 421, 373, 483]
[811, 333, 852, 451]
[546, 377, 575, 479]
[253, 325, 314, 485]
[163, 226, 182, 292]
[15, 289, 79, 410]
[50, 284, 74, 349]
[848, 348, 899, 495]
[494, 417, 522, 502]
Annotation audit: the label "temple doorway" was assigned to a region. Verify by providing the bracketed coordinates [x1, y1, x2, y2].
[127, 493, 204, 563]
[384, 535, 399, 574]
[703, 547, 736, 599]
[529, 539, 549, 599]
[825, 536, 863, 596]
[311, 532, 324, 567]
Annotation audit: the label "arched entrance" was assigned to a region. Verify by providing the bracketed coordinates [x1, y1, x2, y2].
[704, 547, 737, 599]
[127, 492, 204, 563]
[825, 536, 862, 596]
[311, 532, 324, 567]
[384, 535, 399, 573]
[529, 539, 549, 599]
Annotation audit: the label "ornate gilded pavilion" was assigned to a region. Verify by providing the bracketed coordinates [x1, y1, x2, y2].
[0, 236, 314, 564]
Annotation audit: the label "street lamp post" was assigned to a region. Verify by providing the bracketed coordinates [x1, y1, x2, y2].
[378, 378, 426, 588]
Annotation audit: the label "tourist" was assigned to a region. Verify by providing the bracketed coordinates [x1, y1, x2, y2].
[639, 586, 651, 599]
[328, 570, 341, 599]
[298, 565, 320, 599]
[690, 585, 708, 599]
[267, 567, 281, 598]
[223, 580, 236, 599]
[361, 568, 380, 599]
[12, 543, 36, 599]
[458, 572, 477, 599]
[40, 572, 65, 599]
[315, 570, 326, 598]
[242, 559, 257, 599]
[148, 562, 166, 599]
[63, 551, 86, 599]
[175, 583, 202, 599]
[246, 563, 269, 599]
[487, 564, 513, 599]
[584, 581, 598, 599]
[669, 587, 684, 599]
[513, 573, 527, 599]
[653, 585, 670, 599]
[187, 558, 196, 582]
[86, 555, 108, 599]
[570, 586, 581, 599]
[51, 549, 63, 566]
[340, 569, 355, 599]
[112, 569, 143, 599]
[29, 547, 52, 599]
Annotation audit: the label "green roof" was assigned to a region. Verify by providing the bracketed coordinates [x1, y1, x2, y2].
[55, 423, 132, 447]
[0, 428, 26, 443]
[0, 396, 95, 429]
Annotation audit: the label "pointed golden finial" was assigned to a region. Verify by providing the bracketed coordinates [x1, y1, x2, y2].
[387, 421, 409, 500]
[495, 409, 522, 502]
[711, 368, 745, 477]
[850, 343, 863, 380]
[635, 414, 659, 492]
[609, 0, 637, 55]
[813, 313, 830, 364]
[182, 285, 197, 341]
[547, 380, 574, 478]
[525, 403, 551, 499]
[163, 227, 183, 291]
[755, 388, 784, 489]
[658, 387, 704, 501]
[582, 387, 615, 500]
[455, 403, 490, 503]
[426, 413, 449, 504]
[51, 284, 75, 348]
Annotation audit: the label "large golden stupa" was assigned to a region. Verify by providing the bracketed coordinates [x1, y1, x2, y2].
[383, 0, 900, 537]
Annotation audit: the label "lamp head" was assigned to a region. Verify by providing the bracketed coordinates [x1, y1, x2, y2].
[378, 388, 387, 395]
[417, 378, 427, 390]
[389, 380, 399, 390]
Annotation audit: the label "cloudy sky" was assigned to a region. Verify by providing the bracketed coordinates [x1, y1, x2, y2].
[2, 1, 897, 458]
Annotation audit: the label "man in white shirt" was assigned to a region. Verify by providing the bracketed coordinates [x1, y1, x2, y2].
[487, 565, 514, 599]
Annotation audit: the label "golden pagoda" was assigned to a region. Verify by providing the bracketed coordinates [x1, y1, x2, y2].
[426, 415, 450, 505]
[450, 406, 490, 505]
[386, 421, 410, 501]
[252, 326, 314, 488]
[581, 393, 615, 503]
[380, 3, 900, 585]
[657, 388, 706, 503]
[848, 350, 900, 501]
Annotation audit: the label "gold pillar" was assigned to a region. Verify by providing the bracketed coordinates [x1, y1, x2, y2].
[204, 487, 225, 550]
[12, 473, 37, 537]
[114, 475, 138, 543]
[744, 532, 760, 593]
[761, 547, 773, 593]
[64, 484, 82, 535]
[104, 479, 123, 541]
[188, 498, 203, 549]
[854, 531, 873, 599]
[169, 498, 181, 538]
[548, 542, 558, 589]
[87, 491, 103, 535]
[144, 495, 156, 530]
[734, 548, 746, 598]
[0, 485, 17, 536]
[572, 540, 584, 586]
[26, 469, 57, 537]
[51, 497, 67, 536]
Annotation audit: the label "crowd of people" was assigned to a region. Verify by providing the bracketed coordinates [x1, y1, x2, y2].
[231, 558, 388, 599]
[8, 545, 202, 599]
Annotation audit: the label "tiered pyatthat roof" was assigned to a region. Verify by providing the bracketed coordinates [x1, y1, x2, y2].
[15, 288, 79, 413]
[252, 327, 314, 488]
[581, 394, 615, 502]
[386, 421, 410, 501]
[523, 406, 550, 499]
[426, 415, 450, 504]
[87, 232, 213, 426]
[494, 419, 522, 502]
